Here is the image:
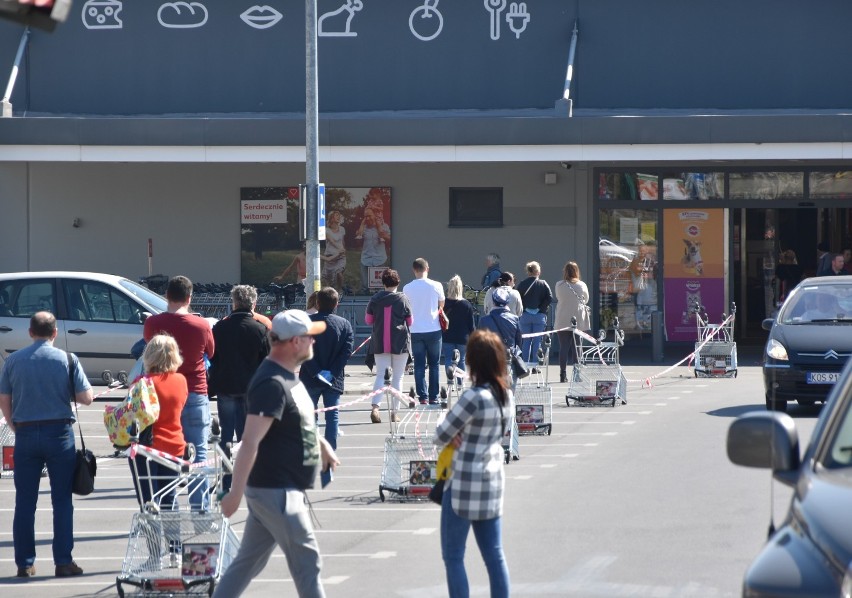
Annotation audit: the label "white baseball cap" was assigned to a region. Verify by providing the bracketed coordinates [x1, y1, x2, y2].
[271, 310, 326, 340]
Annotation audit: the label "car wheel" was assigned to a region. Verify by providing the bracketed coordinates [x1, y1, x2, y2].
[765, 394, 788, 412]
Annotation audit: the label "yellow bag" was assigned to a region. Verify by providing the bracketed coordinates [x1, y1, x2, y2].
[103, 376, 160, 448]
[436, 444, 454, 480]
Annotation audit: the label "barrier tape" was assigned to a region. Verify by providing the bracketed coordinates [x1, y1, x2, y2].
[350, 336, 372, 357]
[626, 312, 736, 388]
[0, 381, 122, 431]
[515, 314, 737, 390]
[313, 384, 414, 414]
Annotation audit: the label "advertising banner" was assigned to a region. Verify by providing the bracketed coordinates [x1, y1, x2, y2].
[240, 187, 392, 294]
[663, 209, 725, 341]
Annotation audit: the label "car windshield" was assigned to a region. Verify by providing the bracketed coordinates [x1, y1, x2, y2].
[119, 279, 167, 313]
[777, 283, 852, 324]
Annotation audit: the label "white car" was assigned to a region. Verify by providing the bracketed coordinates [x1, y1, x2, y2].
[0, 272, 167, 384]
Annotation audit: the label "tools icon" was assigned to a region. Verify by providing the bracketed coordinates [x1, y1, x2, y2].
[484, 0, 505, 40]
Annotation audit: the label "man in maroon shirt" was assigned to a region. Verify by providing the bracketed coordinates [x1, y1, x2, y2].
[144, 275, 214, 509]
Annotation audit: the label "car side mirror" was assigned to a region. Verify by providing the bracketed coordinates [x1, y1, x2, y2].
[727, 411, 800, 484]
[761, 318, 775, 331]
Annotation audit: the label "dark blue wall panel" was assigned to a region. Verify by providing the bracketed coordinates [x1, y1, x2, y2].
[0, 0, 849, 115]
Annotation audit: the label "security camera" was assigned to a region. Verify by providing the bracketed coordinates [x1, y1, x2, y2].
[72, 218, 81, 228]
[560, 162, 572, 170]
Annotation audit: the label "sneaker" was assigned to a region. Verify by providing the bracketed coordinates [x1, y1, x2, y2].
[16, 566, 35, 578]
[370, 406, 382, 424]
[419, 399, 427, 405]
[428, 399, 439, 405]
[55, 561, 83, 577]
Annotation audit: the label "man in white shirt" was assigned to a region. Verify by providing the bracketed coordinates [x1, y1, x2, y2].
[403, 258, 445, 405]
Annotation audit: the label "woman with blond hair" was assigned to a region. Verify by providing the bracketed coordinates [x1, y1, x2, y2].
[129, 334, 188, 510]
[442, 275, 476, 387]
[554, 261, 591, 383]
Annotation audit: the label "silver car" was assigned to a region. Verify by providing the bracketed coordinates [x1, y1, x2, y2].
[0, 271, 166, 384]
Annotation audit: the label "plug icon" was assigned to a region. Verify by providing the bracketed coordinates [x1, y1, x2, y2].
[506, 1, 530, 39]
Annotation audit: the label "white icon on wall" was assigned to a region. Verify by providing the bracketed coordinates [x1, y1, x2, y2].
[82, 0, 123, 29]
[157, 1, 208, 29]
[240, 5, 283, 29]
[319, 0, 363, 37]
[505, 1, 529, 39]
[484, 0, 506, 40]
[409, 0, 442, 42]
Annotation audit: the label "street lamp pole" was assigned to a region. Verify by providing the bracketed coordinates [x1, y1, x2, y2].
[305, 0, 321, 299]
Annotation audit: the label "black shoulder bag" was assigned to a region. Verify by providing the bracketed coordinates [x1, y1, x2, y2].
[490, 315, 529, 379]
[68, 354, 96, 496]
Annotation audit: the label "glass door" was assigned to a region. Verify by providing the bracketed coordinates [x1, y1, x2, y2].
[733, 207, 816, 342]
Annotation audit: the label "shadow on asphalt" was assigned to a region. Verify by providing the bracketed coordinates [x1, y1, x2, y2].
[706, 403, 825, 419]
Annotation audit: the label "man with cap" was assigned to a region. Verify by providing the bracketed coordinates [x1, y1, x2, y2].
[478, 288, 523, 387]
[213, 310, 340, 598]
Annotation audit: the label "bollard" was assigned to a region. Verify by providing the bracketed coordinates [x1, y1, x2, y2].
[651, 311, 664, 362]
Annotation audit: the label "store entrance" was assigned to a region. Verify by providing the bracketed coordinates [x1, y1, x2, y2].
[732, 206, 852, 343]
[733, 208, 816, 343]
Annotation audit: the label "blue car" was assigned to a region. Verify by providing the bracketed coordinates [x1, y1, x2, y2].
[729, 358, 852, 597]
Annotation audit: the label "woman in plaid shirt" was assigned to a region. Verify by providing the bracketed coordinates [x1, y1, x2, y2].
[435, 329, 512, 598]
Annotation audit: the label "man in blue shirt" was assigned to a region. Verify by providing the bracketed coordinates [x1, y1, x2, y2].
[0, 311, 93, 579]
[299, 287, 354, 448]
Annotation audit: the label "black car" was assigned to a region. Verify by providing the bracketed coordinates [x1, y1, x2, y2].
[728, 358, 852, 597]
[763, 275, 852, 412]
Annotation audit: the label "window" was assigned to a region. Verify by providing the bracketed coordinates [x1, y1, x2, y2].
[598, 209, 659, 336]
[810, 171, 852, 199]
[660, 172, 725, 200]
[64, 280, 144, 324]
[0, 280, 55, 318]
[449, 188, 503, 227]
[729, 172, 804, 200]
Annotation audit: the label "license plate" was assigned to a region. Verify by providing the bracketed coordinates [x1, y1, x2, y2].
[807, 371, 840, 384]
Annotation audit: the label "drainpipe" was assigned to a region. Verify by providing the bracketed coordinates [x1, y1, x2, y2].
[555, 20, 578, 117]
[2, 27, 30, 118]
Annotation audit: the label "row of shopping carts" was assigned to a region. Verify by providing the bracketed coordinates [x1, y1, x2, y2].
[377, 320, 632, 501]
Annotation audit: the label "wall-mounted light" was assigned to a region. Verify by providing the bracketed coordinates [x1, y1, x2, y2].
[560, 162, 572, 170]
[544, 172, 557, 185]
[72, 217, 81, 228]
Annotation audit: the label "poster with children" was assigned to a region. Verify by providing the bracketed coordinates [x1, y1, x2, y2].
[240, 187, 392, 295]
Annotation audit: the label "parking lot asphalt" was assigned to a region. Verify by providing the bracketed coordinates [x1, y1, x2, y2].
[1, 344, 806, 598]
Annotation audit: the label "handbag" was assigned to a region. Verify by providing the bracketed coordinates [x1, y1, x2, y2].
[567, 281, 592, 324]
[104, 376, 160, 448]
[438, 307, 450, 331]
[68, 354, 96, 496]
[490, 315, 530, 379]
[429, 444, 455, 505]
[509, 346, 530, 379]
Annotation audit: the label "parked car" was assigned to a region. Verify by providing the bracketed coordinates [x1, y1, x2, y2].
[0, 272, 167, 384]
[762, 275, 852, 412]
[728, 357, 852, 597]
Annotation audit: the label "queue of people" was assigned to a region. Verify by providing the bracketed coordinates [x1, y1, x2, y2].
[0, 257, 590, 595]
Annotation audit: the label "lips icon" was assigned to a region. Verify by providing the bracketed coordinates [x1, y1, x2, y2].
[240, 5, 283, 29]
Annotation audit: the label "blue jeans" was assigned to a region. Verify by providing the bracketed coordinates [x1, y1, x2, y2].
[519, 311, 546, 364]
[13, 422, 77, 568]
[441, 487, 510, 598]
[306, 385, 340, 450]
[182, 393, 211, 510]
[442, 342, 466, 387]
[217, 394, 247, 493]
[129, 455, 178, 512]
[411, 330, 442, 402]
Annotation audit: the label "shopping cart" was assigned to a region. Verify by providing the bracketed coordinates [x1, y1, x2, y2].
[0, 417, 13, 479]
[566, 317, 627, 407]
[514, 334, 552, 436]
[693, 301, 738, 378]
[116, 421, 239, 597]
